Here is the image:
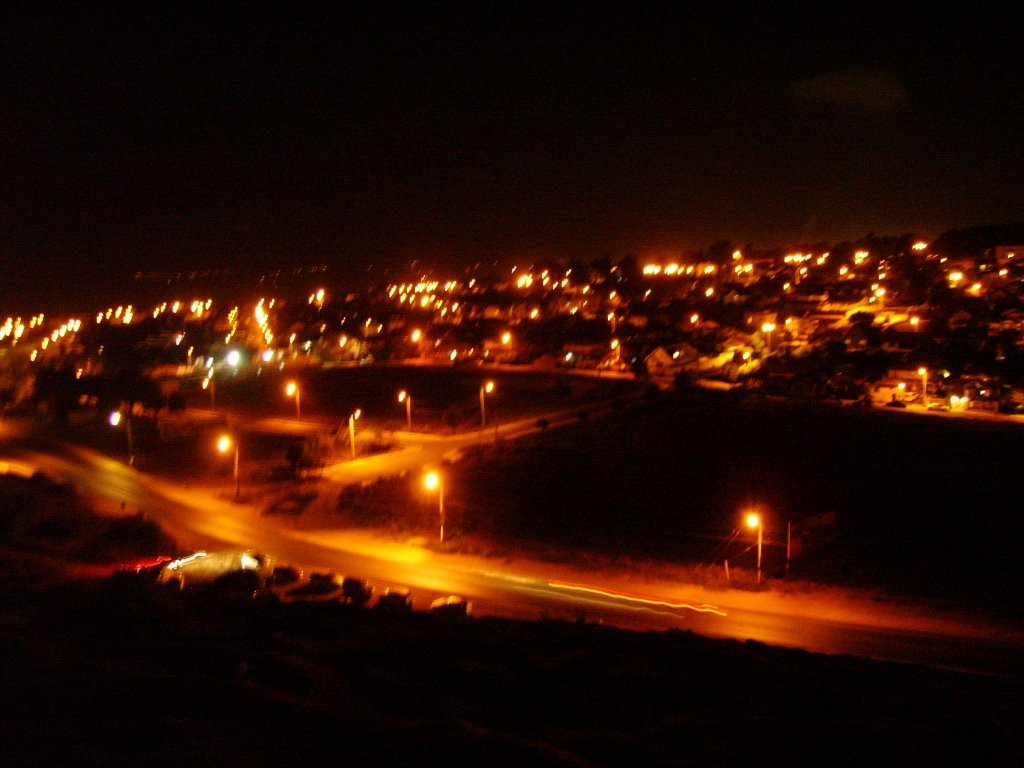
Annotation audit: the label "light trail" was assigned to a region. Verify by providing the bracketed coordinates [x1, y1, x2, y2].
[549, 580, 727, 616]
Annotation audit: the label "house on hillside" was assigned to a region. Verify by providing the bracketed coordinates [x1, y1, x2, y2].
[643, 346, 678, 389]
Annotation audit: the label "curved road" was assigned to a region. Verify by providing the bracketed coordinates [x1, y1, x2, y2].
[2, 417, 1022, 678]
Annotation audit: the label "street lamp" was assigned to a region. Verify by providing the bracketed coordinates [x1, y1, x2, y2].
[918, 367, 928, 409]
[217, 434, 240, 500]
[479, 380, 495, 427]
[398, 390, 412, 431]
[501, 331, 512, 361]
[348, 409, 361, 460]
[109, 409, 134, 466]
[745, 511, 763, 585]
[424, 470, 445, 543]
[285, 380, 301, 420]
[761, 322, 776, 352]
[202, 374, 216, 409]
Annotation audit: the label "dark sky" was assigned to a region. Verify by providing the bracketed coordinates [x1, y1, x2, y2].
[3, 5, 1022, 306]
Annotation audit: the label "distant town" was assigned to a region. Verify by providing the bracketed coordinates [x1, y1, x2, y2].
[6, 227, 1024, 421]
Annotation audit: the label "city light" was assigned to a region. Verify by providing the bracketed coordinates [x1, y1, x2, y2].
[217, 434, 240, 500]
[480, 380, 495, 427]
[398, 390, 412, 430]
[349, 409, 361, 460]
[745, 512, 763, 585]
[285, 381, 301, 420]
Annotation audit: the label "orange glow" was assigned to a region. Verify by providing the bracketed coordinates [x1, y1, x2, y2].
[548, 581, 726, 616]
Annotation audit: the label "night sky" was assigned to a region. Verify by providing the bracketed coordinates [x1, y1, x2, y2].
[3, 5, 1022, 307]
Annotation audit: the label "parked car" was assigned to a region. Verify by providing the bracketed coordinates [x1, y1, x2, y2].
[429, 594, 472, 620]
[278, 571, 344, 603]
[157, 550, 271, 592]
[203, 568, 265, 601]
[265, 564, 304, 599]
[374, 586, 414, 613]
[340, 576, 374, 606]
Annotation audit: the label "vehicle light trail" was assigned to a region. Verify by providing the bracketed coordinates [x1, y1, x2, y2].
[549, 581, 727, 616]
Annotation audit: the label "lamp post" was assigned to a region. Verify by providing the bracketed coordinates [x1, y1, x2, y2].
[348, 409, 361, 460]
[285, 380, 301, 420]
[109, 409, 134, 466]
[501, 332, 512, 361]
[203, 374, 216, 409]
[217, 434, 240, 500]
[761, 322, 776, 352]
[745, 511, 763, 585]
[918, 367, 928, 409]
[479, 380, 494, 426]
[398, 390, 412, 431]
[424, 470, 445, 543]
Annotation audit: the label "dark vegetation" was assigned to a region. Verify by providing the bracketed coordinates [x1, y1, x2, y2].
[2, 570, 1020, 766]
[0, 473, 175, 566]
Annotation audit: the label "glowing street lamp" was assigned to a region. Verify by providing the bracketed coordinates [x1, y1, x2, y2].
[202, 374, 216, 409]
[217, 434, 240, 500]
[424, 470, 445, 543]
[479, 380, 495, 427]
[501, 331, 512, 361]
[109, 409, 134, 466]
[918, 367, 928, 409]
[761, 322, 776, 352]
[398, 390, 412, 431]
[285, 380, 301, 420]
[348, 409, 361, 460]
[745, 511, 763, 585]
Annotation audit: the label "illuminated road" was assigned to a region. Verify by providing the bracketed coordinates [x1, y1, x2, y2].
[2, 420, 1022, 678]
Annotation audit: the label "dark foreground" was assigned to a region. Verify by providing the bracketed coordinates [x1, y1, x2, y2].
[1, 568, 1022, 767]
